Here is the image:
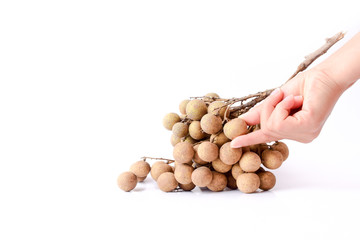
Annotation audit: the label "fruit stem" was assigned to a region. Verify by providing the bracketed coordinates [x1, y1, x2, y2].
[141, 157, 175, 164]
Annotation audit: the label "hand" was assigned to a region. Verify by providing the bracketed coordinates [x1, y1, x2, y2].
[231, 68, 344, 148]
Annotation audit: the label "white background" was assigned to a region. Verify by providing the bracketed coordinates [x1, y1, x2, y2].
[1, 1, 360, 239]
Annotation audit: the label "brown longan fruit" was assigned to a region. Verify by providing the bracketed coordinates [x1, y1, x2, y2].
[163, 113, 181, 130]
[117, 171, 137, 192]
[231, 163, 244, 179]
[183, 135, 197, 144]
[255, 166, 265, 174]
[204, 92, 220, 101]
[258, 171, 276, 191]
[219, 142, 242, 165]
[200, 113, 223, 134]
[157, 172, 178, 192]
[130, 160, 151, 178]
[179, 182, 196, 191]
[239, 151, 261, 173]
[179, 99, 190, 115]
[189, 121, 206, 140]
[236, 173, 260, 194]
[173, 142, 195, 164]
[150, 161, 173, 181]
[193, 145, 208, 165]
[210, 132, 230, 148]
[186, 99, 208, 121]
[137, 176, 147, 182]
[207, 171, 227, 192]
[174, 163, 194, 184]
[208, 101, 229, 119]
[226, 172, 238, 190]
[172, 122, 189, 138]
[271, 141, 289, 161]
[170, 134, 181, 146]
[197, 141, 219, 162]
[211, 158, 232, 173]
[223, 118, 248, 140]
[191, 166, 213, 187]
[261, 149, 283, 170]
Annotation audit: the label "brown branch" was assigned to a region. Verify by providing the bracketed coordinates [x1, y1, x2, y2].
[141, 157, 175, 164]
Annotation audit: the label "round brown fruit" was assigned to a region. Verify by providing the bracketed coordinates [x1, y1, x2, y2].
[129, 160, 151, 178]
[226, 172, 238, 190]
[191, 166, 213, 187]
[271, 141, 289, 161]
[170, 134, 181, 146]
[197, 141, 219, 162]
[236, 173, 260, 193]
[174, 163, 194, 184]
[239, 151, 261, 173]
[207, 171, 227, 192]
[150, 161, 173, 181]
[208, 101, 229, 119]
[258, 171, 276, 191]
[137, 176, 147, 182]
[186, 99, 208, 121]
[117, 171, 137, 192]
[223, 118, 248, 140]
[261, 149, 283, 170]
[204, 92, 220, 101]
[200, 113, 223, 134]
[210, 132, 230, 148]
[183, 136, 197, 144]
[179, 182, 196, 191]
[179, 99, 190, 115]
[157, 172, 178, 192]
[172, 122, 189, 138]
[219, 142, 242, 165]
[189, 121, 206, 140]
[163, 113, 181, 130]
[193, 145, 208, 165]
[211, 158, 232, 173]
[231, 163, 244, 179]
[173, 142, 195, 164]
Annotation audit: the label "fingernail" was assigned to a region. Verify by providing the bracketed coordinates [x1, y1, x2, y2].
[270, 88, 280, 96]
[284, 95, 294, 101]
[230, 140, 241, 148]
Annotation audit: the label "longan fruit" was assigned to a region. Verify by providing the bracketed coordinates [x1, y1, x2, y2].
[189, 121, 207, 140]
[193, 145, 208, 165]
[197, 141, 219, 162]
[211, 158, 232, 173]
[239, 151, 261, 173]
[173, 142, 195, 164]
[183, 135, 197, 144]
[179, 99, 190, 115]
[174, 163, 194, 184]
[261, 149, 283, 170]
[186, 99, 208, 121]
[150, 161, 173, 181]
[130, 160, 151, 178]
[137, 176, 147, 182]
[223, 118, 248, 140]
[172, 122, 189, 138]
[157, 172, 178, 192]
[117, 171, 137, 192]
[204, 92, 220, 101]
[226, 172, 238, 190]
[219, 142, 242, 165]
[210, 132, 230, 148]
[207, 171, 227, 192]
[179, 182, 196, 191]
[191, 166, 213, 187]
[271, 141, 289, 161]
[200, 113, 223, 134]
[258, 171, 276, 191]
[163, 113, 181, 130]
[255, 166, 265, 174]
[231, 163, 244, 179]
[208, 101, 229, 119]
[170, 134, 181, 146]
[236, 173, 260, 194]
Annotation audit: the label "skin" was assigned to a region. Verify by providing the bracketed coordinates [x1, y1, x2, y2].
[231, 32, 360, 148]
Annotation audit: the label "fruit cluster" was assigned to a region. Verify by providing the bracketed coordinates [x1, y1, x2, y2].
[117, 93, 289, 193]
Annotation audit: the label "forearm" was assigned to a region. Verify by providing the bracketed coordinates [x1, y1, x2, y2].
[315, 32, 360, 91]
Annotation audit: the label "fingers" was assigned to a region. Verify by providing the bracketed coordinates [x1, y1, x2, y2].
[230, 130, 277, 148]
[240, 104, 261, 126]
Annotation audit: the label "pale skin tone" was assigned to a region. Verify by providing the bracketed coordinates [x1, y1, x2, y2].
[231, 32, 360, 148]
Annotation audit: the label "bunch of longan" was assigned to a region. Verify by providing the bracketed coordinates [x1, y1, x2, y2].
[117, 93, 289, 193]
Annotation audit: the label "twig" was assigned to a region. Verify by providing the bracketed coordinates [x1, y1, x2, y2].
[141, 157, 175, 164]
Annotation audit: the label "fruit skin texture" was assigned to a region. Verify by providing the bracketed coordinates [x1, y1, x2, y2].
[258, 171, 276, 191]
[197, 141, 219, 162]
[179, 99, 190, 115]
[172, 122, 189, 138]
[239, 152, 261, 173]
[208, 101, 229, 119]
[211, 158, 232, 173]
[173, 142, 195, 164]
[219, 142, 242, 165]
[189, 121, 206, 140]
[271, 141, 289, 161]
[179, 182, 195, 191]
[157, 172, 178, 192]
[193, 145, 208, 165]
[174, 163, 194, 184]
[150, 161, 173, 181]
[191, 166, 213, 187]
[223, 118, 248, 140]
[210, 132, 230, 148]
[130, 161, 151, 178]
[163, 113, 181, 130]
[261, 149, 283, 170]
[231, 163, 244, 179]
[186, 99, 208, 121]
[200, 113, 223, 134]
[207, 171, 227, 192]
[236, 173, 260, 194]
[117, 171, 138, 192]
